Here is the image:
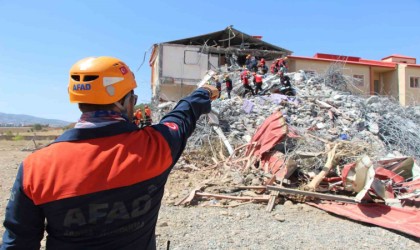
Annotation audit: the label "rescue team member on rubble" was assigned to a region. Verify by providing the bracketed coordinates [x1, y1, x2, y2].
[245, 54, 258, 72]
[214, 76, 222, 99]
[223, 74, 233, 99]
[252, 72, 263, 95]
[241, 69, 255, 97]
[269, 58, 279, 74]
[144, 105, 152, 126]
[279, 56, 288, 76]
[134, 108, 143, 127]
[1, 56, 219, 250]
[257, 58, 268, 74]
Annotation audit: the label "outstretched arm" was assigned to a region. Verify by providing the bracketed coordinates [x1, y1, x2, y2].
[151, 88, 212, 163]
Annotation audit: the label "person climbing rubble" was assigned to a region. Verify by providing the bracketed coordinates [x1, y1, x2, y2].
[144, 105, 152, 126]
[224, 74, 233, 99]
[214, 76, 222, 98]
[245, 54, 258, 72]
[252, 72, 264, 95]
[278, 56, 288, 77]
[133, 108, 144, 127]
[241, 69, 255, 97]
[258, 58, 268, 74]
[270, 58, 281, 74]
[1, 56, 220, 249]
[279, 75, 296, 96]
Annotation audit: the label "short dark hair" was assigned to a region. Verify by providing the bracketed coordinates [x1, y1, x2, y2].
[78, 91, 133, 112]
[78, 103, 116, 112]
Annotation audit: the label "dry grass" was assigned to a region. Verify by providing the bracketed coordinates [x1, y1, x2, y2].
[0, 127, 63, 136]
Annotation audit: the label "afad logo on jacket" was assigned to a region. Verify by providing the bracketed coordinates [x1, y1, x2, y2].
[164, 122, 178, 131]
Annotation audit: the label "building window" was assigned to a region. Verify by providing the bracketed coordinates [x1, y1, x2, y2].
[353, 75, 364, 86]
[410, 77, 419, 88]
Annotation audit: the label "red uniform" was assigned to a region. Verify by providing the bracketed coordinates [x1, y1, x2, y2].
[241, 71, 250, 85]
[134, 110, 143, 126]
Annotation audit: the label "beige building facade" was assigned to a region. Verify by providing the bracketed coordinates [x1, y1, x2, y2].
[288, 53, 420, 106]
[149, 26, 291, 103]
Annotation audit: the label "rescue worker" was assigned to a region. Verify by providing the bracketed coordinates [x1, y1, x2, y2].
[279, 56, 288, 75]
[253, 72, 264, 95]
[144, 105, 152, 126]
[258, 58, 268, 74]
[214, 76, 222, 99]
[224, 74, 233, 99]
[245, 54, 258, 72]
[270, 58, 281, 74]
[1, 56, 219, 249]
[244, 54, 252, 69]
[241, 69, 255, 97]
[134, 108, 143, 127]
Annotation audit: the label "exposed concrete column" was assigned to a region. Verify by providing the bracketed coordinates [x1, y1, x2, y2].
[369, 66, 374, 95]
[397, 64, 407, 106]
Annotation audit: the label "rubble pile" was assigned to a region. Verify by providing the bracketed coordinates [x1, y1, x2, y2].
[177, 69, 420, 167]
[158, 67, 420, 237]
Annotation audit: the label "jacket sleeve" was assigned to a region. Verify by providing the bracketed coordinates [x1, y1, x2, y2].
[152, 88, 211, 163]
[2, 164, 45, 250]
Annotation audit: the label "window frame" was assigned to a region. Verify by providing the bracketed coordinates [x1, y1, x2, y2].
[409, 76, 420, 88]
[353, 74, 365, 86]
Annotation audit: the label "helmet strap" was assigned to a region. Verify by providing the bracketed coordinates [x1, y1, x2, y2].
[113, 93, 133, 122]
[114, 101, 126, 114]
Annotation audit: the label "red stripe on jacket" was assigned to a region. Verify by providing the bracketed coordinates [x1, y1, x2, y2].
[23, 127, 172, 205]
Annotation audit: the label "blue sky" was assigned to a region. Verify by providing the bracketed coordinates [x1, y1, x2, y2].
[1, 0, 419, 121]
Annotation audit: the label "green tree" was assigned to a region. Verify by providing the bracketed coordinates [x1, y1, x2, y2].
[32, 124, 43, 131]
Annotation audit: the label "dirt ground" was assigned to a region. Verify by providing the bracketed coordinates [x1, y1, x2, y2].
[0, 140, 418, 249]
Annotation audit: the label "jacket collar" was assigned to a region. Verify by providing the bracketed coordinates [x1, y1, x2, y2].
[54, 121, 139, 143]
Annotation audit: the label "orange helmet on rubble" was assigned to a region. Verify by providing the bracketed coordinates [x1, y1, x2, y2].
[68, 56, 137, 104]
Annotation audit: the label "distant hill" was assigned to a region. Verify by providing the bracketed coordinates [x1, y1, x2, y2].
[0, 112, 71, 127]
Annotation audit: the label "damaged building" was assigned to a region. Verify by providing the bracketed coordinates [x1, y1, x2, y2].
[147, 27, 420, 239]
[287, 53, 420, 106]
[149, 27, 420, 107]
[149, 26, 292, 103]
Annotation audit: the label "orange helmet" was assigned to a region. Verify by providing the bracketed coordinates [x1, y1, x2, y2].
[68, 56, 137, 104]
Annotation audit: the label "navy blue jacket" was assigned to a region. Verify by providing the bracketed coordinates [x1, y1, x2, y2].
[1, 89, 211, 249]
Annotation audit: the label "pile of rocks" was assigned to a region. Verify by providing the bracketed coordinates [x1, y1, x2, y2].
[158, 68, 420, 176]
[157, 68, 420, 238]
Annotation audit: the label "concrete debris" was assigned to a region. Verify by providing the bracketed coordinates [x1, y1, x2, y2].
[158, 67, 420, 238]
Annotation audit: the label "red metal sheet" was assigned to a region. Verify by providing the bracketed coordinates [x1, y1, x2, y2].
[375, 167, 405, 183]
[307, 201, 420, 238]
[245, 111, 288, 157]
[260, 152, 285, 177]
[400, 178, 420, 193]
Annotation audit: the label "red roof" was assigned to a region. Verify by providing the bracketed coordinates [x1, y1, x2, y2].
[406, 63, 420, 68]
[314, 53, 361, 62]
[288, 54, 396, 68]
[381, 54, 416, 60]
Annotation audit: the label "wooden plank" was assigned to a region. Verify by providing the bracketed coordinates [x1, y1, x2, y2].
[266, 190, 280, 212]
[305, 143, 338, 191]
[266, 185, 357, 203]
[195, 192, 270, 202]
[175, 187, 201, 206]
